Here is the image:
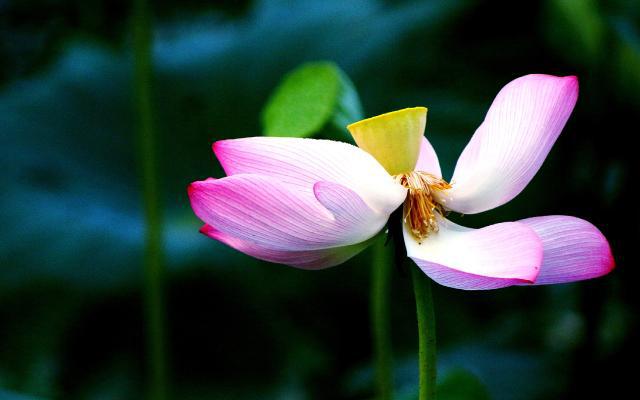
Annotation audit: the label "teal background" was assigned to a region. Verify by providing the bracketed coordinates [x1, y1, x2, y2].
[1, 0, 637, 399]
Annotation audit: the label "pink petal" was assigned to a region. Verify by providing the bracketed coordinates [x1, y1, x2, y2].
[404, 218, 543, 290]
[414, 136, 442, 178]
[213, 137, 406, 215]
[518, 215, 615, 285]
[200, 224, 372, 269]
[188, 174, 389, 252]
[442, 75, 579, 214]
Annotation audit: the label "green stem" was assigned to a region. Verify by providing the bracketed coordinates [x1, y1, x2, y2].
[133, 1, 168, 399]
[411, 266, 436, 400]
[371, 236, 394, 400]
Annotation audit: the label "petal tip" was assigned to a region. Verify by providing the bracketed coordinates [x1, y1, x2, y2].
[519, 265, 542, 284]
[563, 75, 579, 92]
[187, 178, 216, 197]
[211, 140, 224, 158]
[187, 181, 197, 196]
[519, 215, 616, 285]
[199, 224, 218, 238]
[590, 223, 616, 278]
[518, 73, 579, 92]
[517, 225, 544, 283]
[211, 139, 226, 152]
[603, 242, 616, 275]
[212, 140, 233, 174]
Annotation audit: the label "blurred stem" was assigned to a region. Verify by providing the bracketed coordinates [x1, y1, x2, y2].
[411, 266, 436, 400]
[371, 236, 394, 400]
[133, 0, 168, 399]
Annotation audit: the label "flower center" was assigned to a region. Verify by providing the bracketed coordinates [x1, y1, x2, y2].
[394, 171, 451, 242]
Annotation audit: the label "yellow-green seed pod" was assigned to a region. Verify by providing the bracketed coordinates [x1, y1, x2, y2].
[347, 107, 426, 175]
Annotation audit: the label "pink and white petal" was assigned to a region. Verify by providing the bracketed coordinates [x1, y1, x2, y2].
[200, 225, 373, 269]
[442, 75, 579, 214]
[518, 215, 615, 285]
[188, 174, 388, 251]
[414, 136, 442, 178]
[404, 218, 543, 290]
[313, 181, 380, 229]
[213, 137, 406, 214]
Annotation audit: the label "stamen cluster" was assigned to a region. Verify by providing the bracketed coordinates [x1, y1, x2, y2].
[394, 171, 451, 242]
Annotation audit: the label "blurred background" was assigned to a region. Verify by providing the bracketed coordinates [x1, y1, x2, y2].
[1, 0, 638, 399]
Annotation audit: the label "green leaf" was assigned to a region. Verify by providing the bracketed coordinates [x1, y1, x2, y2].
[438, 369, 492, 400]
[545, 0, 605, 65]
[613, 19, 640, 104]
[332, 69, 364, 130]
[262, 62, 362, 138]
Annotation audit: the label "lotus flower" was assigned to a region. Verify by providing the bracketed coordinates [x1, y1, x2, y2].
[188, 74, 614, 290]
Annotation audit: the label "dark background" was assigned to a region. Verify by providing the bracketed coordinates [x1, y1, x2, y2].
[1, 0, 638, 399]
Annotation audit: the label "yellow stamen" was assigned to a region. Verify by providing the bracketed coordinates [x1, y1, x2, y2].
[394, 171, 451, 242]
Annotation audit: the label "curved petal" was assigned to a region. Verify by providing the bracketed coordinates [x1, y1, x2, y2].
[518, 216, 615, 285]
[442, 75, 579, 214]
[200, 225, 373, 269]
[404, 217, 543, 290]
[188, 174, 389, 251]
[213, 137, 406, 214]
[414, 136, 442, 178]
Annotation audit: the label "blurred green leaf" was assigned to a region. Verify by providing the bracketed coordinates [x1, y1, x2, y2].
[332, 68, 364, 131]
[441, 345, 557, 400]
[348, 344, 556, 400]
[263, 62, 340, 137]
[438, 369, 491, 400]
[545, 0, 605, 65]
[262, 61, 362, 138]
[613, 19, 640, 104]
[346, 343, 550, 400]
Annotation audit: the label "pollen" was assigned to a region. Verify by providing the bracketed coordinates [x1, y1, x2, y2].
[394, 171, 451, 242]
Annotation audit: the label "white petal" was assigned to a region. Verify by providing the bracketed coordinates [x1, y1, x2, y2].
[213, 137, 406, 215]
[442, 74, 579, 214]
[414, 136, 442, 178]
[404, 217, 543, 290]
[200, 224, 373, 269]
[188, 174, 389, 251]
[518, 215, 615, 285]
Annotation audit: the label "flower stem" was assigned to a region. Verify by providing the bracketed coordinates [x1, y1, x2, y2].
[411, 266, 436, 400]
[133, 0, 168, 399]
[371, 236, 394, 399]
